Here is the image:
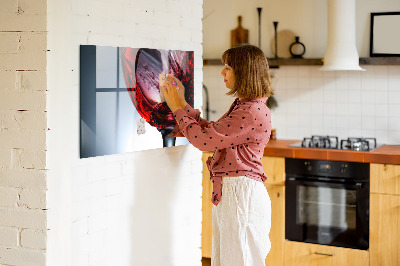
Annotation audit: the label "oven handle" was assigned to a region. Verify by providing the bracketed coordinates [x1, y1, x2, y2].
[286, 177, 364, 189]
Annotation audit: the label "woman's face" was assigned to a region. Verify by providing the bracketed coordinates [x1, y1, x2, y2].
[220, 64, 235, 89]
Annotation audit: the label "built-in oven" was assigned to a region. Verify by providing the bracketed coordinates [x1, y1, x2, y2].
[285, 158, 369, 250]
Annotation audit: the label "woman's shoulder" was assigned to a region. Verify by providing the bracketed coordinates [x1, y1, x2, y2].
[240, 98, 269, 111]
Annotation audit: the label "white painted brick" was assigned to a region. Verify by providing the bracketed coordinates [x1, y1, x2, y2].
[71, 200, 90, 221]
[16, 32, 47, 56]
[0, 32, 47, 71]
[16, 70, 47, 91]
[0, 71, 16, 90]
[0, 187, 19, 208]
[71, 166, 88, 186]
[190, 159, 203, 174]
[20, 229, 46, 249]
[121, 160, 135, 176]
[0, 208, 46, 230]
[180, 15, 202, 30]
[19, 0, 47, 15]
[20, 149, 46, 170]
[105, 162, 122, 179]
[0, 169, 47, 189]
[135, 0, 166, 12]
[87, 163, 108, 183]
[72, 218, 88, 237]
[189, 3, 203, 19]
[153, 11, 180, 27]
[0, 32, 20, 54]
[166, 0, 191, 14]
[0, 90, 46, 111]
[0, 12, 46, 32]
[0, 129, 46, 150]
[191, 31, 203, 44]
[19, 189, 46, 209]
[0, 0, 18, 14]
[72, 184, 91, 203]
[104, 194, 122, 211]
[0, 149, 11, 169]
[105, 178, 123, 196]
[87, 212, 109, 233]
[0, 227, 19, 247]
[135, 25, 169, 41]
[88, 182, 107, 200]
[0, 247, 45, 266]
[1, 110, 46, 130]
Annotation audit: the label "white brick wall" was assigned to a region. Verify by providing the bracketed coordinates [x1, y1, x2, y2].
[46, 0, 203, 266]
[2, 0, 203, 263]
[0, 0, 48, 265]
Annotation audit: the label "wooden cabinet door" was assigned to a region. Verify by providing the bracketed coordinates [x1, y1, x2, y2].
[201, 152, 213, 258]
[264, 184, 284, 266]
[370, 193, 400, 266]
[284, 241, 369, 266]
[262, 156, 285, 186]
[370, 163, 400, 195]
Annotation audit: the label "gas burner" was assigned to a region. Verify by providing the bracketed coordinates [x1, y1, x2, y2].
[290, 136, 380, 151]
[340, 137, 377, 151]
[301, 135, 339, 149]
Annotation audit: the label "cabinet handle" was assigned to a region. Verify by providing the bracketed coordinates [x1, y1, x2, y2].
[314, 252, 335, 257]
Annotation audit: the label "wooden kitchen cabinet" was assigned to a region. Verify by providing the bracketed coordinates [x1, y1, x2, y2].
[370, 193, 400, 266]
[370, 163, 400, 195]
[370, 163, 400, 266]
[264, 184, 285, 266]
[262, 156, 285, 266]
[202, 152, 213, 258]
[284, 241, 369, 266]
[201, 154, 286, 265]
[261, 156, 285, 186]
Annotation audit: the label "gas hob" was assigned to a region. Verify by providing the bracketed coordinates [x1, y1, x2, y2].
[289, 135, 382, 151]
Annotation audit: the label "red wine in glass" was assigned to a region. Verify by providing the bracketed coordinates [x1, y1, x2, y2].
[120, 47, 194, 147]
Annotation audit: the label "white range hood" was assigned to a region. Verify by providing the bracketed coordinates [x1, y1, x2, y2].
[320, 0, 365, 71]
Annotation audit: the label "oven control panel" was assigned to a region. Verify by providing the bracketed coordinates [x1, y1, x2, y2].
[286, 158, 369, 180]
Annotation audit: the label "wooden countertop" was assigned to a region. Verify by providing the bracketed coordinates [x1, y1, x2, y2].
[263, 139, 400, 165]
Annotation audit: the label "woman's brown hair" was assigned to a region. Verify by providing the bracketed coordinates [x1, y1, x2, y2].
[221, 44, 273, 99]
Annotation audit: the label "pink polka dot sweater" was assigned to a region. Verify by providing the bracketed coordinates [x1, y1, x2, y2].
[170, 97, 272, 206]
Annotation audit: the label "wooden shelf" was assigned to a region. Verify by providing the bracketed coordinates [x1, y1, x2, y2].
[203, 58, 323, 67]
[268, 58, 322, 67]
[359, 57, 400, 65]
[203, 57, 400, 67]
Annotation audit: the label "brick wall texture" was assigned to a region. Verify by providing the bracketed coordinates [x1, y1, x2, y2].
[0, 0, 48, 265]
[1, 0, 204, 265]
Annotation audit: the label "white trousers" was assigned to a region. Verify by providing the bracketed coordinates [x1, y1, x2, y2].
[212, 176, 271, 266]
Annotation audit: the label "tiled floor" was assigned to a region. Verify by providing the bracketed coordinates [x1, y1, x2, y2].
[202, 257, 211, 266]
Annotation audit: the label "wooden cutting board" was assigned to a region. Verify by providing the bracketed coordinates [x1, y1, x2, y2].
[231, 16, 249, 48]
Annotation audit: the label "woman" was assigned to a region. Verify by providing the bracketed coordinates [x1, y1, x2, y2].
[161, 44, 273, 266]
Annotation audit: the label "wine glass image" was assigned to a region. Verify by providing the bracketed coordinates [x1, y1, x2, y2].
[120, 48, 194, 147]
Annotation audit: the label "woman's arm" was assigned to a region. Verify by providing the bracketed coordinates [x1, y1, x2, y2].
[161, 76, 210, 137]
[172, 106, 257, 152]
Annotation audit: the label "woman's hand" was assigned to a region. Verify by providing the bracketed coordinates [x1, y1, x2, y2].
[160, 75, 187, 113]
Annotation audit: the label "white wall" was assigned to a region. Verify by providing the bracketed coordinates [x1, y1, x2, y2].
[203, 0, 400, 145]
[0, 0, 48, 265]
[46, 0, 203, 266]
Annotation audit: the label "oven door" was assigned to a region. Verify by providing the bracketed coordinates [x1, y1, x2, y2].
[285, 177, 369, 250]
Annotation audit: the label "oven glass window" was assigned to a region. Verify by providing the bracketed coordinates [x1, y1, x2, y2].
[297, 186, 356, 230]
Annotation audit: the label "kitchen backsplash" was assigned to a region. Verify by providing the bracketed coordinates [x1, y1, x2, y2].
[203, 65, 400, 144]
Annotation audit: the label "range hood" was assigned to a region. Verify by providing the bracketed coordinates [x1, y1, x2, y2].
[320, 0, 365, 71]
